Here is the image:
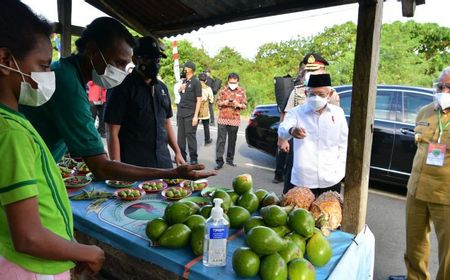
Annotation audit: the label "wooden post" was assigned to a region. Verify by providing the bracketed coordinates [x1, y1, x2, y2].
[57, 0, 72, 57]
[342, 0, 383, 234]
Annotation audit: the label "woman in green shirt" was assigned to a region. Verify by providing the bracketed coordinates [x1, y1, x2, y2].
[0, 1, 104, 278]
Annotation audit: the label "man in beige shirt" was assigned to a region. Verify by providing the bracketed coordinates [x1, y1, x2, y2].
[402, 66, 450, 280]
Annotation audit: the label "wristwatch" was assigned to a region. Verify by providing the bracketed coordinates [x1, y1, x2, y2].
[289, 127, 294, 136]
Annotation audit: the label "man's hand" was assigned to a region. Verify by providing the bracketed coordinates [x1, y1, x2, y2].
[278, 138, 290, 153]
[76, 245, 105, 276]
[192, 116, 199, 127]
[179, 84, 186, 93]
[232, 100, 241, 109]
[290, 127, 307, 139]
[175, 164, 217, 180]
[175, 153, 186, 166]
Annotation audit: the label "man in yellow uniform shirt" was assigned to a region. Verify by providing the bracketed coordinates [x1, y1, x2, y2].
[404, 66, 450, 280]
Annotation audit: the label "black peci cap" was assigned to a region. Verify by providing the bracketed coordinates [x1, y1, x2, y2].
[307, 73, 331, 87]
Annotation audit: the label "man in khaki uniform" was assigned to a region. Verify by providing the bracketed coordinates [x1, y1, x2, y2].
[404, 66, 450, 280]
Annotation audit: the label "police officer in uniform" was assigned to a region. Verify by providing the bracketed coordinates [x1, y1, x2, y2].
[104, 36, 185, 168]
[401, 66, 450, 280]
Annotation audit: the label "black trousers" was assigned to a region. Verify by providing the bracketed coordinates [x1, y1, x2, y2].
[310, 183, 342, 197]
[201, 119, 211, 143]
[208, 102, 215, 124]
[274, 148, 288, 179]
[283, 139, 295, 194]
[177, 116, 198, 162]
[90, 103, 105, 135]
[216, 124, 239, 164]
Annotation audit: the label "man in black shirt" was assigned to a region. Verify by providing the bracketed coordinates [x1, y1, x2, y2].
[104, 36, 185, 168]
[177, 61, 202, 164]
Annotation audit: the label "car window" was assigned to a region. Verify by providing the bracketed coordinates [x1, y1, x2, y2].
[338, 89, 396, 121]
[375, 90, 396, 120]
[339, 92, 352, 115]
[402, 92, 433, 124]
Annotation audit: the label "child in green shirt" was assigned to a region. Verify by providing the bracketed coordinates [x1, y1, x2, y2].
[0, 1, 104, 278]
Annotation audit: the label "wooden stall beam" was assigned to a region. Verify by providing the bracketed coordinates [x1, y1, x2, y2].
[401, 0, 416, 17]
[54, 23, 84, 37]
[57, 0, 72, 57]
[342, 0, 383, 234]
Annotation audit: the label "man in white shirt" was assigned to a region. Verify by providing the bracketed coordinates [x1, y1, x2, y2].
[278, 73, 348, 197]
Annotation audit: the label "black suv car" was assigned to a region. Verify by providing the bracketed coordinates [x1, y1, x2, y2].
[245, 85, 434, 186]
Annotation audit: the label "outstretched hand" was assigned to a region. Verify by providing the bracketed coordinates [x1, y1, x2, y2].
[175, 164, 217, 180]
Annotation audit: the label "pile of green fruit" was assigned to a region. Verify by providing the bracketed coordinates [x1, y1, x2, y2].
[145, 173, 334, 280]
[145, 199, 207, 255]
[141, 181, 165, 191]
[226, 174, 333, 280]
[117, 189, 141, 199]
[165, 187, 189, 199]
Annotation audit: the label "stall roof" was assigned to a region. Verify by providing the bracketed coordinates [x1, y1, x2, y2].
[85, 0, 362, 37]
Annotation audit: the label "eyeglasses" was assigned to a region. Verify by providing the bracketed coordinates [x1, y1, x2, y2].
[306, 89, 330, 98]
[434, 82, 450, 93]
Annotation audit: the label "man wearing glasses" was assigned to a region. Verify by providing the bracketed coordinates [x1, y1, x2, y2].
[104, 36, 185, 168]
[397, 66, 450, 280]
[276, 53, 339, 192]
[278, 73, 348, 197]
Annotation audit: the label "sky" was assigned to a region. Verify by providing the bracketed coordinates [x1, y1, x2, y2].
[24, 0, 450, 59]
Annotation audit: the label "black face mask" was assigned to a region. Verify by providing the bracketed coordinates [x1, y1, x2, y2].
[138, 62, 160, 81]
[180, 69, 187, 79]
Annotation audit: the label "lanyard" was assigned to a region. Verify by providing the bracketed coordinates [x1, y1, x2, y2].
[438, 110, 450, 143]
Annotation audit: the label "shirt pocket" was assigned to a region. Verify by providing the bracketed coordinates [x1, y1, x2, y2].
[323, 117, 340, 146]
[415, 124, 435, 144]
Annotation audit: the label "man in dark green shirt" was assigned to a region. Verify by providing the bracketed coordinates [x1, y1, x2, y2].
[21, 17, 215, 181]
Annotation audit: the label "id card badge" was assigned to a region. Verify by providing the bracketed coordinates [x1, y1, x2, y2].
[426, 142, 446, 167]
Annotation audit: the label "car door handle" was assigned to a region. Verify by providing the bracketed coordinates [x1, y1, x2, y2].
[400, 128, 415, 135]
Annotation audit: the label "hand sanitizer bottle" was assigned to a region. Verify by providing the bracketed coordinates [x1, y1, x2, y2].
[203, 198, 229, 267]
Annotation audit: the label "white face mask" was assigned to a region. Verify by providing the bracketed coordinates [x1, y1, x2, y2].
[228, 83, 238, 90]
[0, 56, 55, 107]
[307, 95, 328, 111]
[434, 92, 450, 110]
[91, 50, 127, 89]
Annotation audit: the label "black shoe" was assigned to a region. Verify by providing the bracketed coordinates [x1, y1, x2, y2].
[226, 161, 237, 167]
[205, 139, 213, 146]
[190, 160, 198, 165]
[272, 176, 283, 184]
[388, 276, 407, 280]
[214, 163, 224, 170]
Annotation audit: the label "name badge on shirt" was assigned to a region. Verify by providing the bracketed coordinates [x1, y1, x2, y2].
[426, 142, 446, 167]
